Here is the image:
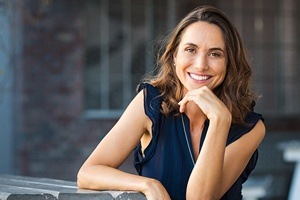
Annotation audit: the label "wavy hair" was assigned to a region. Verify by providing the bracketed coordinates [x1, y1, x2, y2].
[142, 5, 257, 125]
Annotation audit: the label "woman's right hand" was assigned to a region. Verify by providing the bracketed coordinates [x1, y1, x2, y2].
[142, 178, 171, 200]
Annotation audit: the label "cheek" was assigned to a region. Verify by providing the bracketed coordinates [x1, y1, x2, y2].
[215, 61, 227, 74]
[175, 64, 181, 78]
[221, 66, 227, 76]
[219, 68, 227, 83]
[175, 50, 193, 65]
[213, 63, 227, 82]
[220, 69, 227, 81]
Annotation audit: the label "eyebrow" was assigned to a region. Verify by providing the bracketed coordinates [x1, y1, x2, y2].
[184, 42, 225, 53]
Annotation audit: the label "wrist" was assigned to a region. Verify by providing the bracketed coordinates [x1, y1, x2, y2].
[141, 178, 158, 192]
[141, 177, 165, 196]
[210, 112, 231, 124]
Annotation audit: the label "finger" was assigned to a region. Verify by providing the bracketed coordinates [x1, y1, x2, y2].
[178, 101, 186, 113]
[178, 93, 192, 112]
[178, 93, 195, 113]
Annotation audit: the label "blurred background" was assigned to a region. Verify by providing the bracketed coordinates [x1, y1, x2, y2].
[0, 0, 300, 199]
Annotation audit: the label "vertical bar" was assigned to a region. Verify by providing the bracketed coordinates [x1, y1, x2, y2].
[234, 0, 243, 33]
[281, 0, 297, 113]
[274, 0, 284, 114]
[167, 0, 176, 31]
[100, 0, 110, 109]
[0, 0, 15, 174]
[253, 0, 268, 111]
[122, 0, 132, 107]
[145, 0, 154, 73]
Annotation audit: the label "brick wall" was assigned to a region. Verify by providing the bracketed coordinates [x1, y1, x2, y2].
[16, 0, 102, 180]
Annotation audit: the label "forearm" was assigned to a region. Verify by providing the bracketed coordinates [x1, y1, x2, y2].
[186, 119, 230, 199]
[78, 164, 171, 199]
[77, 165, 149, 193]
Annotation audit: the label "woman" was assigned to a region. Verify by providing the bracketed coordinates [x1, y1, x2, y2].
[77, 5, 265, 200]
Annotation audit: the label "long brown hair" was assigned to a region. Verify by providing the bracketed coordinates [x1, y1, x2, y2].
[142, 5, 257, 125]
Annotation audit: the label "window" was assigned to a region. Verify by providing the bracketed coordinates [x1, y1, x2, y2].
[220, 0, 300, 116]
[83, 0, 300, 118]
[83, 0, 177, 118]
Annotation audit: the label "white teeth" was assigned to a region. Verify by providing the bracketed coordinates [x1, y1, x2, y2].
[189, 73, 210, 81]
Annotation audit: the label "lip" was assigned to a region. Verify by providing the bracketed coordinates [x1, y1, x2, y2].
[188, 72, 212, 82]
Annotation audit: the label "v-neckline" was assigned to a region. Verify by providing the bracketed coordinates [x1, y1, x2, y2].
[181, 114, 209, 164]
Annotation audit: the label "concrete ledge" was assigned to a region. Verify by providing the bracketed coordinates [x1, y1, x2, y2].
[243, 176, 272, 200]
[0, 175, 146, 200]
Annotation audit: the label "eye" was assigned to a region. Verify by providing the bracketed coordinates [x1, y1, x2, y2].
[185, 47, 196, 53]
[209, 52, 221, 57]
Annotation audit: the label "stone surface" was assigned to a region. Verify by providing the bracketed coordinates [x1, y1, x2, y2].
[0, 175, 146, 200]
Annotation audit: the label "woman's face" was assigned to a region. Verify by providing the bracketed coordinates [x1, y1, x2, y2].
[173, 21, 228, 95]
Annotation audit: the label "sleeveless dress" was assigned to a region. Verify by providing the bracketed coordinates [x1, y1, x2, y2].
[134, 83, 263, 200]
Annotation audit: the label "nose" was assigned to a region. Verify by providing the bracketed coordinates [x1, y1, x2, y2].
[194, 54, 209, 71]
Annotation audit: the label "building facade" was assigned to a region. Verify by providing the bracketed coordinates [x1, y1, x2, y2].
[0, 0, 300, 199]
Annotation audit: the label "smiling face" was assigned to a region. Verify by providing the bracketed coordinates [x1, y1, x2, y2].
[173, 21, 228, 95]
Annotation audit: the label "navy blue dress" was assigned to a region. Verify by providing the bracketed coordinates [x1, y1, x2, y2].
[134, 83, 263, 200]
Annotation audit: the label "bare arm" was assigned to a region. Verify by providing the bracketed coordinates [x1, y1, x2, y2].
[188, 120, 265, 199]
[77, 91, 170, 200]
[178, 86, 265, 199]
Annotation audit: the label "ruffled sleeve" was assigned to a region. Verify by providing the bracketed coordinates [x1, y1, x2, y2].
[137, 83, 162, 125]
[228, 112, 264, 181]
[221, 112, 264, 199]
[134, 83, 162, 174]
[227, 112, 264, 144]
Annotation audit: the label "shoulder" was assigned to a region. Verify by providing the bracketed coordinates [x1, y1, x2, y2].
[138, 83, 163, 116]
[138, 82, 161, 97]
[231, 112, 265, 147]
[227, 112, 265, 144]
[247, 118, 265, 142]
[244, 112, 264, 124]
[226, 113, 265, 177]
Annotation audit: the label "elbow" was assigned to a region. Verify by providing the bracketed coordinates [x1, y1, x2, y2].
[77, 178, 84, 189]
[186, 189, 221, 200]
[186, 194, 219, 200]
[186, 179, 223, 200]
[77, 179, 84, 189]
[77, 168, 89, 189]
[77, 170, 84, 189]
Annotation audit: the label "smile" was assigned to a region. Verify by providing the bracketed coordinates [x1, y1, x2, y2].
[189, 73, 211, 81]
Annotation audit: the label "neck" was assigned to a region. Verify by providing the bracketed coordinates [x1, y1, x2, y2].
[184, 102, 207, 130]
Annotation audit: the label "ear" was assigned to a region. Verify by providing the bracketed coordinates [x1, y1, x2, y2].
[173, 53, 177, 66]
[173, 52, 177, 60]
